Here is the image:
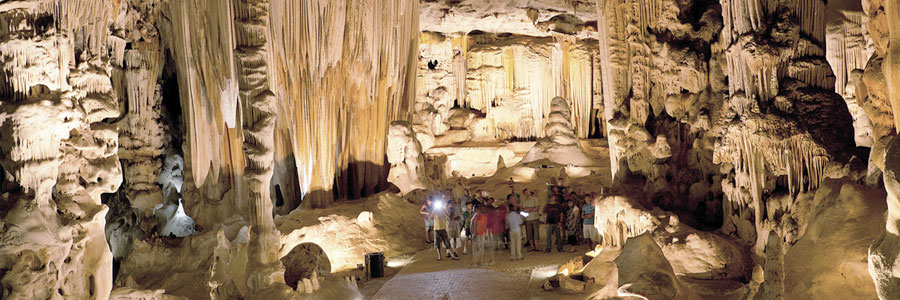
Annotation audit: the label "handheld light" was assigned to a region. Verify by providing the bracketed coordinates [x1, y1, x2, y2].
[520, 211, 529, 217]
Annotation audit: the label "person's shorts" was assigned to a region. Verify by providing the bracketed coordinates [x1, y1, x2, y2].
[425, 219, 434, 229]
[448, 226, 461, 239]
[434, 229, 451, 248]
[582, 223, 600, 242]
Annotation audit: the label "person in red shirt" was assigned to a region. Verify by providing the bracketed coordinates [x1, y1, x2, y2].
[471, 201, 495, 266]
[491, 197, 510, 249]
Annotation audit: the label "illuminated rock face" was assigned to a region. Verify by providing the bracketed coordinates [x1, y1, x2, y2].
[1, 0, 419, 298]
[0, 1, 122, 299]
[591, 0, 727, 220]
[521, 97, 595, 166]
[0, 0, 898, 299]
[387, 121, 429, 195]
[869, 0, 900, 298]
[414, 31, 604, 145]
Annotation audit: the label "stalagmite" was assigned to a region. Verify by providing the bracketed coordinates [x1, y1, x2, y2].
[386, 121, 429, 194]
[521, 97, 595, 166]
[231, 0, 292, 296]
[2, 0, 898, 299]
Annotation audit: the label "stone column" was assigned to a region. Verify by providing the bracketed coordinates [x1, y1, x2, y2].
[231, 0, 292, 297]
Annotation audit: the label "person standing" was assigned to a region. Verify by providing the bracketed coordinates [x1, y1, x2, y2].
[460, 187, 474, 207]
[471, 202, 494, 266]
[420, 197, 434, 244]
[487, 197, 508, 255]
[462, 202, 474, 254]
[582, 194, 599, 250]
[446, 191, 462, 256]
[432, 199, 460, 261]
[542, 194, 565, 252]
[506, 204, 525, 260]
[565, 199, 580, 252]
[521, 189, 541, 252]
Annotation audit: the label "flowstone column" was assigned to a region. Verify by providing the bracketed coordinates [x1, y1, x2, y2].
[231, 0, 292, 297]
[870, 1, 900, 298]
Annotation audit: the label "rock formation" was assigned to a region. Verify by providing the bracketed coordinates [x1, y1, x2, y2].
[386, 121, 429, 195]
[0, 1, 122, 299]
[1, 0, 899, 299]
[869, 0, 900, 298]
[522, 96, 595, 166]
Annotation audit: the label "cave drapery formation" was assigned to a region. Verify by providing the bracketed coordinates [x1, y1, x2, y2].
[1, 0, 900, 299]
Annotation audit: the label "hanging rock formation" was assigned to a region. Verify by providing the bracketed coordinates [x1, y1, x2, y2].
[0, 1, 122, 299]
[414, 3, 605, 147]
[269, 0, 420, 208]
[2, 0, 900, 299]
[825, 0, 874, 148]
[1, 0, 420, 298]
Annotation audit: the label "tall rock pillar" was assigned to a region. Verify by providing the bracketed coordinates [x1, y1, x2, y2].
[231, 0, 292, 297]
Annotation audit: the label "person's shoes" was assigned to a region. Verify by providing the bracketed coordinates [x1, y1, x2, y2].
[451, 254, 460, 260]
[446, 253, 451, 258]
[437, 257, 443, 261]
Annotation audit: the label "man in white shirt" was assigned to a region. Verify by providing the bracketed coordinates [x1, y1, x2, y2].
[520, 189, 541, 252]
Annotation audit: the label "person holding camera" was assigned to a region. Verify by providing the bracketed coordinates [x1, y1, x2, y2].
[431, 195, 460, 261]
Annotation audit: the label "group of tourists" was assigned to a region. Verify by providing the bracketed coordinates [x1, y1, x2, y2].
[419, 178, 602, 265]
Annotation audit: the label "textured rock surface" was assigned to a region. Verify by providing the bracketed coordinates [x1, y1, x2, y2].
[522, 97, 596, 166]
[614, 233, 698, 300]
[1, 0, 899, 299]
[865, 0, 900, 298]
[386, 121, 429, 194]
[0, 1, 122, 299]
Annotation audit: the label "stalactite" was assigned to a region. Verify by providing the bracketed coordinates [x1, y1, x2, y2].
[715, 130, 833, 198]
[166, 0, 241, 206]
[719, 0, 851, 205]
[462, 33, 598, 140]
[0, 1, 121, 298]
[118, 40, 167, 212]
[268, 0, 419, 207]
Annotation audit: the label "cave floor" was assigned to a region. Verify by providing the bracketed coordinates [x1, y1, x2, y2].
[366, 245, 604, 300]
[361, 242, 750, 300]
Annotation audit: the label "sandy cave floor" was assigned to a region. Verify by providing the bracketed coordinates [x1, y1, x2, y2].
[353, 139, 612, 299]
[363, 246, 605, 300]
[351, 245, 745, 300]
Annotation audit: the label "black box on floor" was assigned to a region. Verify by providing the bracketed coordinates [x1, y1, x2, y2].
[365, 252, 385, 278]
